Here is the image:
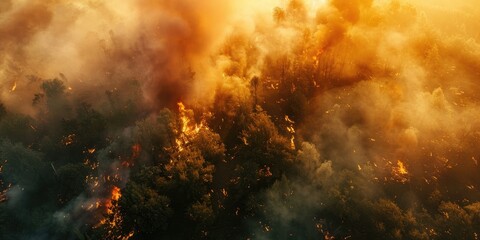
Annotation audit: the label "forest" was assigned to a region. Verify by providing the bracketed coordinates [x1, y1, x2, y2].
[1, 0, 480, 239]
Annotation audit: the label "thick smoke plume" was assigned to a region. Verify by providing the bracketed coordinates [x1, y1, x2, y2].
[0, 0, 246, 112]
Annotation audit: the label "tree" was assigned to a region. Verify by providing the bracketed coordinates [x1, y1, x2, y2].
[134, 109, 175, 163]
[436, 202, 473, 239]
[238, 110, 294, 184]
[41, 79, 66, 98]
[191, 129, 226, 165]
[0, 140, 45, 190]
[62, 103, 107, 151]
[120, 179, 173, 238]
[0, 114, 35, 145]
[465, 202, 480, 235]
[56, 163, 89, 203]
[36, 79, 71, 123]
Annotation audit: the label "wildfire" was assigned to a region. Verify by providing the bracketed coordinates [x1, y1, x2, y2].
[285, 115, 296, 150]
[175, 102, 207, 151]
[111, 186, 121, 201]
[97, 185, 134, 240]
[62, 134, 76, 146]
[396, 161, 408, 175]
[392, 160, 409, 183]
[178, 102, 190, 133]
[90, 143, 142, 238]
[105, 186, 121, 215]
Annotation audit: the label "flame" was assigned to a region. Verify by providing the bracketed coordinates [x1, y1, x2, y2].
[178, 102, 190, 133]
[285, 115, 295, 124]
[392, 160, 409, 183]
[396, 161, 408, 175]
[102, 186, 122, 226]
[285, 115, 296, 150]
[111, 186, 121, 201]
[125, 231, 135, 239]
[91, 149, 136, 235]
[175, 102, 208, 151]
[62, 134, 76, 146]
[10, 81, 16, 92]
[98, 185, 134, 239]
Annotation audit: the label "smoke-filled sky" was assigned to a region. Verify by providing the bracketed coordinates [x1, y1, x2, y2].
[1, 0, 480, 239]
[1, 0, 478, 109]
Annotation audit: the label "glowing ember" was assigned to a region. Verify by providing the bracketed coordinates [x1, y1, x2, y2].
[396, 161, 408, 175]
[62, 134, 76, 146]
[392, 160, 409, 183]
[285, 115, 296, 150]
[10, 81, 16, 92]
[111, 186, 121, 201]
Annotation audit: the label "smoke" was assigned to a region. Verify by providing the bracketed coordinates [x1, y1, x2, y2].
[1, 0, 480, 239]
[0, 0, 249, 113]
[245, 0, 480, 238]
[214, 0, 480, 238]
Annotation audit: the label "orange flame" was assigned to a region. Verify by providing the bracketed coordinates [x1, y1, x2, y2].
[391, 160, 409, 183]
[396, 160, 408, 175]
[10, 81, 17, 92]
[111, 186, 121, 201]
[285, 115, 296, 150]
[175, 102, 208, 151]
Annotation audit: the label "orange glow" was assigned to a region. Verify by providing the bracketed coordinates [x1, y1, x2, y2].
[10, 81, 16, 92]
[178, 102, 190, 133]
[62, 134, 75, 146]
[111, 186, 121, 201]
[175, 102, 208, 151]
[285, 115, 296, 150]
[392, 160, 409, 183]
[131, 144, 141, 159]
[396, 161, 408, 175]
[290, 136, 296, 150]
[1, 0, 480, 238]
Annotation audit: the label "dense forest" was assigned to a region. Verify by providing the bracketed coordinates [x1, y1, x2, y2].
[1, 0, 480, 239]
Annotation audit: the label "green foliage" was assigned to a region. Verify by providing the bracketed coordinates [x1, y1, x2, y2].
[188, 194, 215, 227]
[120, 180, 173, 237]
[436, 202, 473, 239]
[191, 129, 226, 164]
[0, 140, 45, 188]
[0, 114, 35, 145]
[119, 121, 221, 238]
[56, 163, 89, 202]
[238, 110, 294, 183]
[165, 147, 215, 203]
[62, 103, 107, 150]
[135, 109, 175, 161]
